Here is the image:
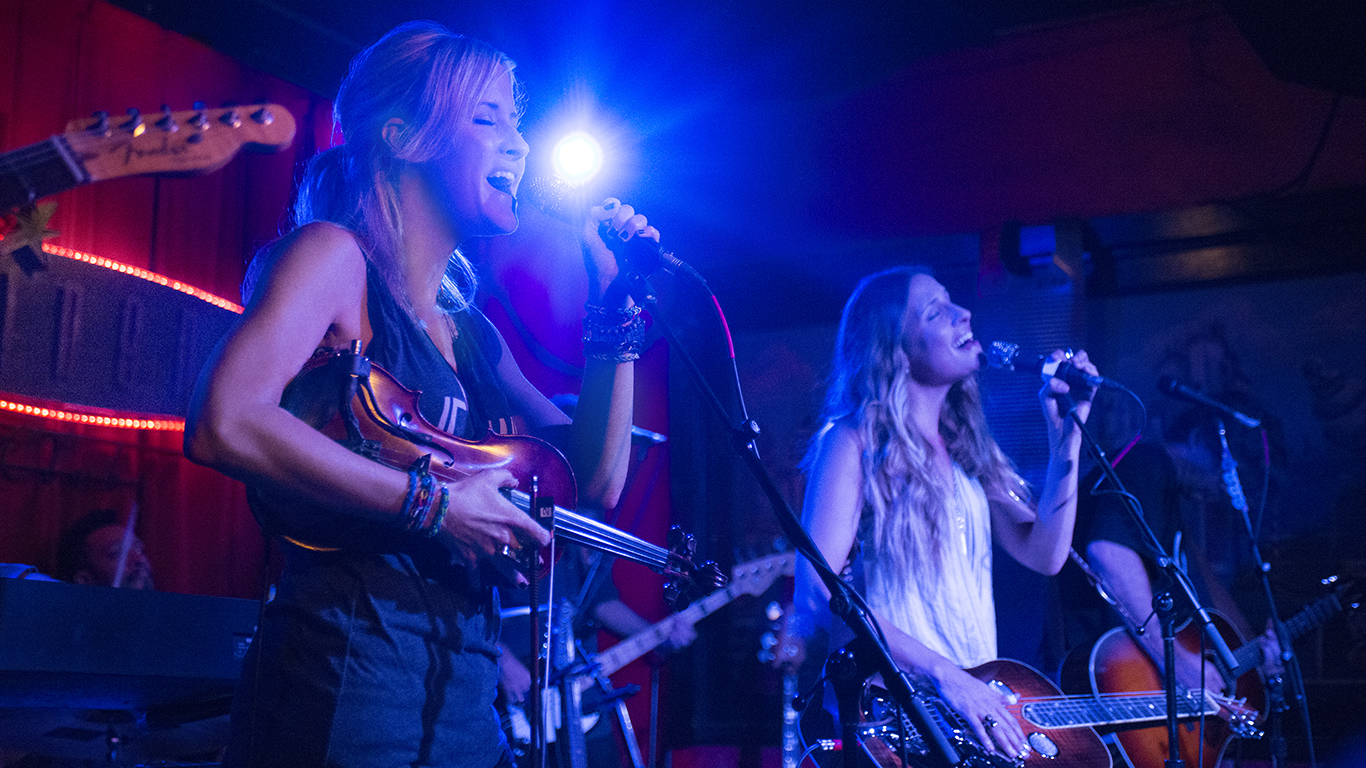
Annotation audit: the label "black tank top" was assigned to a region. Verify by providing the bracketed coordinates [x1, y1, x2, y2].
[364, 262, 519, 440]
[251, 262, 524, 565]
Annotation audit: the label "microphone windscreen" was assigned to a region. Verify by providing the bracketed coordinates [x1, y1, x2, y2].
[520, 175, 578, 222]
[985, 341, 1023, 371]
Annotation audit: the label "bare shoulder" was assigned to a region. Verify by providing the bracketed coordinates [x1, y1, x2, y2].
[246, 222, 367, 334]
[812, 416, 863, 464]
[255, 222, 366, 295]
[803, 416, 865, 504]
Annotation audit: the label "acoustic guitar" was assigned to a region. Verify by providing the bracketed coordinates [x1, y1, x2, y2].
[1062, 578, 1358, 768]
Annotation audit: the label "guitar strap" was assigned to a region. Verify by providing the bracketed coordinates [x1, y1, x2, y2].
[1067, 546, 1148, 636]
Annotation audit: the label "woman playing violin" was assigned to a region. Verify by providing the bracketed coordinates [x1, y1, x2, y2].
[185, 21, 653, 768]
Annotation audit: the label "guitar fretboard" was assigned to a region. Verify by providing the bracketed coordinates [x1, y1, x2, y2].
[1, 137, 87, 211]
[1023, 690, 1213, 729]
[1232, 586, 1345, 677]
[594, 580, 739, 678]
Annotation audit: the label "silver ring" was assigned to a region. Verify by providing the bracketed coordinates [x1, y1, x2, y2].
[1064, 348, 1074, 359]
[983, 715, 997, 729]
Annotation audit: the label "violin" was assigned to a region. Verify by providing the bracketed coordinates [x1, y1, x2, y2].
[254, 344, 722, 593]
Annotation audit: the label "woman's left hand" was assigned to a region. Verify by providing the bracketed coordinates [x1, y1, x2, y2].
[1038, 348, 1099, 450]
[582, 198, 660, 305]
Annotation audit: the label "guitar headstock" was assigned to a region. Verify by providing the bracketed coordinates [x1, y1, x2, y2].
[62, 103, 296, 182]
[1323, 574, 1363, 613]
[730, 551, 796, 597]
[1210, 692, 1263, 739]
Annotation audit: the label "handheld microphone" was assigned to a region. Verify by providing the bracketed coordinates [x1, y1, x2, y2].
[1157, 375, 1261, 428]
[518, 176, 705, 285]
[984, 341, 1121, 391]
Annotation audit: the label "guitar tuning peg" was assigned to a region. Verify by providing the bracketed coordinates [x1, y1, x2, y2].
[219, 108, 242, 128]
[667, 525, 696, 556]
[765, 601, 784, 622]
[189, 101, 209, 130]
[155, 104, 178, 132]
[251, 106, 275, 125]
[88, 111, 110, 136]
[119, 108, 145, 137]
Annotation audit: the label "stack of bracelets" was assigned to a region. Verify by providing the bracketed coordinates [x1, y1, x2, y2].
[401, 459, 449, 538]
[582, 302, 645, 363]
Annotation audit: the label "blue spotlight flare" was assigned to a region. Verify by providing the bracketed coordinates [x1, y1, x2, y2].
[552, 131, 603, 186]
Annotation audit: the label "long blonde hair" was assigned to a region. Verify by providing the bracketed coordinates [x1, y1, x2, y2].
[811, 266, 1024, 585]
[245, 22, 521, 312]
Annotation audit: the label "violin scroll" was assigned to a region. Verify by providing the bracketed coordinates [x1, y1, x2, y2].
[663, 526, 727, 606]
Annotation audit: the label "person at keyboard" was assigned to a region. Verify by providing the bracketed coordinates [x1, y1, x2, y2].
[54, 508, 155, 590]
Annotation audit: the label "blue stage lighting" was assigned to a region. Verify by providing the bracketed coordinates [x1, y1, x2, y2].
[552, 131, 603, 185]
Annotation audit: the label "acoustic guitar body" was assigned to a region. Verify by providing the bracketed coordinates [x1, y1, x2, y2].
[1068, 615, 1265, 768]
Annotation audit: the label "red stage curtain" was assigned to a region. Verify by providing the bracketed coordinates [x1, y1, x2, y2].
[0, 0, 323, 597]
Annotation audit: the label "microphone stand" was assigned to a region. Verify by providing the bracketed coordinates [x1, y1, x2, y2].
[1217, 421, 1315, 768]
[618, 268, 960, 768]
[1063, 401, 1240, 768]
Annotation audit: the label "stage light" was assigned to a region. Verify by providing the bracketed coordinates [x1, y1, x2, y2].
[552, 131, 603, 186]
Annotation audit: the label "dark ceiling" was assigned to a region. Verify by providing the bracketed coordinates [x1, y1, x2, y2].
[106, 1, 1164, 102]
[102, 0, 1366, 330]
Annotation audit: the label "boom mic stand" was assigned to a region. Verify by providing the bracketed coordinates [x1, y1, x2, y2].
[1216, 421, 1316, 768]
[617, 267, 960, 768]
[1063, 399, 1241, 768]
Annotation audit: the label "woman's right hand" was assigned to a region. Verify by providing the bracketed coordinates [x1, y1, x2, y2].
[932, 664, 1029, 761]
[437, 468, 553, 568]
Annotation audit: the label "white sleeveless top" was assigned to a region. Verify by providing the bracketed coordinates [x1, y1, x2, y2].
[864, 465, 996, 668]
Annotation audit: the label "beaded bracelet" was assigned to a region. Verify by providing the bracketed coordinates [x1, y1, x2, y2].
[400, 464, 421, 526]
[421, 484, 449, 538]
[583, 302, 645, 363]
[401, 459, 437, 532]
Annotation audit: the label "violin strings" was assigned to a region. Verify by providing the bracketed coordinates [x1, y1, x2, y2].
[361, 443, 675, 572]
[550, 513, 669, 569]
[503, 490, 671, 572]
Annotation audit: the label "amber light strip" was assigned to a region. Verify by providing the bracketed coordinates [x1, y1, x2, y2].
[42, 243, 245, 314]
[0, 396, 185, 431]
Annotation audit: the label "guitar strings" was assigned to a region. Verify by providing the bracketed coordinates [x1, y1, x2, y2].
[3, 140, 64, 168]
[2, 140, 67, 191]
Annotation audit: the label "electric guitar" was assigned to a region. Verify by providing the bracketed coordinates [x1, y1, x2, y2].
[502, 551, 794, 746]
[1, 103, 297, 211]
[1062, 577, 1359, 768]
[553, 597, 589, 768]
[860, 658, 1260, 768]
